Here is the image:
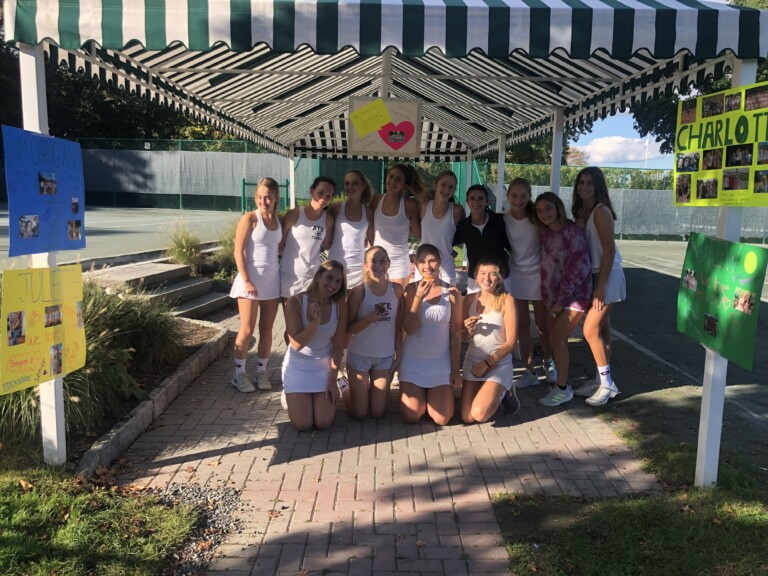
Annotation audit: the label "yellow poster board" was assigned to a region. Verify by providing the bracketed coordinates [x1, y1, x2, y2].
[674, 80, 768, 207]
[349, 98, 392, 138]
[1, 265, 86, 396]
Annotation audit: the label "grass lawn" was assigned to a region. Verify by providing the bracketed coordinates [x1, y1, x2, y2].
[493, 337, 768, 576]
[0, 446, 197, 576]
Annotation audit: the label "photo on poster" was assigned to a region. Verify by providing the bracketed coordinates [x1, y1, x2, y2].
[745, 85, 768, 111]
[683, 269, 698, 290]
[758, 142, 768, 165]
[701, 93, 725, 118]
[704, 313, 718, 337]
[696, 178, 718, 199]
[676, 174, 692, 203]
[755, 170, 768, 193]
[722, 168, 750, 191]
[676, 152, 700, 172]
[71, 197, 80, 214]
[76, 301, 84, 328]
[38, 172, 57, 195]
[67, 220, 82, 240]
[18, 215, 40, 239]
[44, 304, 63, 327]
[725, 93, 742, 112]
[50, 343, 63, 375]
[6, 312, 26, 346]
[680, 99, 697, 125]
[733, 289, 755, 315]
[725, 144, 753, 167]
[702, 148, 723, 170]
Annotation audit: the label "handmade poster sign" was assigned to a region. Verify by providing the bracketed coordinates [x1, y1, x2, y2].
[674, 80, 768, 207]
[1, 265, 86, 395]
[348, 98, 421, 156]
[677, 233, 767, 370]
[2, 125, 86, 256]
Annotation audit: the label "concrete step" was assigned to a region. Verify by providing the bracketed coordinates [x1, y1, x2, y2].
[85, 262, 192, 290]
[136, 277, 214, 305]
[172, 292, 233, 320]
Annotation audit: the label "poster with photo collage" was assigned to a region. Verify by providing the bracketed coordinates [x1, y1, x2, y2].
[674, 80, 768, 207]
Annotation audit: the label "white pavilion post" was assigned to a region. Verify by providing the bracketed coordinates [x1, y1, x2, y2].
[19, 43, 66, 466]
[496, 134, 505, 212]
[550, 107, 565, 195]
[694, 58, 757, 488]
[288, 144, 296, 209]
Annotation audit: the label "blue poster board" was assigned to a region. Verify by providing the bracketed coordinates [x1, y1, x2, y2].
[2, 126, 86, 257]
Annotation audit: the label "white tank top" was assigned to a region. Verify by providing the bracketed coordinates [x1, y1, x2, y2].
[503, 213, 540, 275]
[465, 297, 511, 365]
[374, 196, 410, 256]
[294, 295, 338, 360]
[421, 200, 457, 281]
[281, 207, 326, 276]
[348, 282, 398, 357]
[249, 209, 282, 267]
[327, 201, 368, 269]
[404, 286, 450, 360]
[585, 204, 622, 273]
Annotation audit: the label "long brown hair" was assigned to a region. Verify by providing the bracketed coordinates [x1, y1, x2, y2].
[433, 170, 457, 203]
[571, 166, 617, 221]
[507, 177, 536, 224]
[474, 256, 507, 313]
[534, 192, 570, 227]
[389, 164, 429, 205]
[306, 260, 347, 302]
[256, 177, 280, 202]
[344, 169, 374, 204]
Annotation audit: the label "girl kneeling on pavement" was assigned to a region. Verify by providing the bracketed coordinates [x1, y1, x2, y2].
[399, 244, 462, 426]
[282, 260, 348, 431]
[345, 246, 403, 419]
[460, 257, 519, 423]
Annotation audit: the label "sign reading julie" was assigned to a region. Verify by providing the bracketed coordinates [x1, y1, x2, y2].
[348, 98, 422, 156]
[2, 126, 86, 256]
[1, 265, 86, 396]
[677, 233, 767, 371]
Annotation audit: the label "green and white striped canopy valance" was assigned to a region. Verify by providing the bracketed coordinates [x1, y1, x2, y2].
[5, 0, 767, 60]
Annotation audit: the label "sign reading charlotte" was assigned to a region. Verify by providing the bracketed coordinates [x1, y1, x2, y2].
[677, 233, 767, 371]
[2, 125, 86, 256]
[1, 265, 86, 396]
[674, 81, 768, 207]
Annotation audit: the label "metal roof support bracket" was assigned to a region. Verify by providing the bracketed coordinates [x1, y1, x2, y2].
[289, 144, 296, 209]
[550, 107, 565, 195]
[496, 134, 506, 212]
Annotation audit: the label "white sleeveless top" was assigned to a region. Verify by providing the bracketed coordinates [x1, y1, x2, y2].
[421, 200, 457, 284]
[464, 297, 511, 365]
[585, 204, 622, 273]
[327, 201, 368, 288]
[403, 286, 450, 361]
[293, 295, 338, 360]
[374, 196, 411, 278]
[281, 206, 326, 277]
[348, 282, 398, 358]
[503, 214, 540, 275]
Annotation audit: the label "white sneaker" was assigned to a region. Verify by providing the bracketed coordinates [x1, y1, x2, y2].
[538, 385, 574, 407]
[231, 373, 256, 393]
[585, 385, 620, 406]
[280, 390, 288, 410]
[574, 378, 599, 397]
[516, 370, 540, 389]
[255, 371, 272, 391]
[337, 375, 349, 395]
[543, 359, 557, 384]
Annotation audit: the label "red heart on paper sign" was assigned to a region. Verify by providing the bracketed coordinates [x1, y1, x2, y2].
[378, 121, 415, 150]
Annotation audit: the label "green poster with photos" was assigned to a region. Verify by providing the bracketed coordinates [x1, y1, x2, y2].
[677, 233, 767, 370]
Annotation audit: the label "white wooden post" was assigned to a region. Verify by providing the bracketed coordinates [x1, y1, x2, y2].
[19, 43, 67, 466]
[288, 144, 296, 209]
[550, 107, 565, 195]
[496, 134, 505, 212]
[694, 58, 756, 488]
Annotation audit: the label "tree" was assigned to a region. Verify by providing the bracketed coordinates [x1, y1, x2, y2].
[566, 146, 590, 166]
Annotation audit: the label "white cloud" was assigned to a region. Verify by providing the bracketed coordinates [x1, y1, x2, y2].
[581, 136, 665, 164]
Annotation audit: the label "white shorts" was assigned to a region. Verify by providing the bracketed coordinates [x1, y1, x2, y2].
[593, 268, 626, 305]
[398, 354, 451, 388]
[462, 354, 514, 389]
[504, 269, 541, 301]
[280, 272, 313, 299]
[281, 348, 331, 393]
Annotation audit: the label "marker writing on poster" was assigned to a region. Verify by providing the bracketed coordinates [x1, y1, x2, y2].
[677, 111, 768, 151]
[13, 133, 82, 170]
[15, 267, 81, 304]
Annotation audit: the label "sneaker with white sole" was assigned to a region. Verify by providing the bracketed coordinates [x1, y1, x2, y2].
[543, 359, 557, 384]
[231, 373, 256, 393]
[516, 370, 540, 389]
[501, 384, 520, 415]
[280, 390, 288, 410]
[337, 375, 349, 396]
[585, 385, 620, 406]
[255, 371, 272, 391]
[574, 378, 599, 397]
[538, 385, 574, 407]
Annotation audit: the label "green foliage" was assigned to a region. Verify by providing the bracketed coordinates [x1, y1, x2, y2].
[166, 221, 204, 275]
[0, 282, 182, 444]
[0, 468, 197, 576]
[493, 164, 672, 191]
[208, 220, 238, 283]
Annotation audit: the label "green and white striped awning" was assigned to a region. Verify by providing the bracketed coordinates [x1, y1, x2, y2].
[4, 0, 768, 159]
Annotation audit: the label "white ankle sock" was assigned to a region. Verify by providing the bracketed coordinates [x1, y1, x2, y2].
[256, 357, 268, 373]
[598, 364, 614, 387]
[234, 359, 246, 376]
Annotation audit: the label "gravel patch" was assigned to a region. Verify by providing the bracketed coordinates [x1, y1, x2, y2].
[157, 483, 243, 575]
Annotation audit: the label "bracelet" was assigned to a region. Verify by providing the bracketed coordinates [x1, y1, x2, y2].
[415, 295, 423, 300]
[484, 357, 496, 368]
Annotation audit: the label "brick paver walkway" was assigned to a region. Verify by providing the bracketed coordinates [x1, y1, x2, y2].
[116, 311, 660, 576]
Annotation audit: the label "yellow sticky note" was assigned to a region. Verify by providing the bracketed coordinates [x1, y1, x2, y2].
[349, 98, 392, 138]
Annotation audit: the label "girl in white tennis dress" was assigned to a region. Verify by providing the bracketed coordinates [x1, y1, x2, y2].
[460, 257, 519, 424]
[328, 169, 374, 289]
[345, 246, 403, 419]
[418, 170, 465, 285]
[229, 178, 283, 393]
[281, 260, 348, 431]
[399, 244, 462, 426]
